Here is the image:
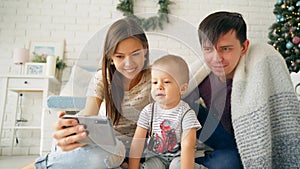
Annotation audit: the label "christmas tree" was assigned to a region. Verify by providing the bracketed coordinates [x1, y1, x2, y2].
[268, 0, 300, 72]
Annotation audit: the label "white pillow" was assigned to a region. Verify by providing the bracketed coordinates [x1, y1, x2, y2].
[60, 65, 95, 97]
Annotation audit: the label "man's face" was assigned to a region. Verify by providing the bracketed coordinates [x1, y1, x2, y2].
[202, 30, 249, 81]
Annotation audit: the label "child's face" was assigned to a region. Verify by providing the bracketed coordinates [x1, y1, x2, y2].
[202, 30, 249, 81]
[112, 37, 146, 80]
[151, 68, 182, 109]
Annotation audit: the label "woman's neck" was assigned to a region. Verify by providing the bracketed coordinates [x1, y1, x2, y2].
[123, 72, 143, 90]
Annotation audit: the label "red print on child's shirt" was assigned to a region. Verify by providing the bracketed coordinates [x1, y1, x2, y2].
[152, 120, 179, 154]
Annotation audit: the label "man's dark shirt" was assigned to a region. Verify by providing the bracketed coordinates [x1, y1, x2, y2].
[185, 73, 234, 135]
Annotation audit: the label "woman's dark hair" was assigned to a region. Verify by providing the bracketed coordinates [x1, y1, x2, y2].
[101, 17, 149, 125]
[198, 11, 247, 46]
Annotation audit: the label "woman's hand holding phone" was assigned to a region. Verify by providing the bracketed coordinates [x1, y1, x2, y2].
[52, 112, 88, 151]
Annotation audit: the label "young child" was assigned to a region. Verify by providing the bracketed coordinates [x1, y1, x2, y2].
[129, 55, 201, 169]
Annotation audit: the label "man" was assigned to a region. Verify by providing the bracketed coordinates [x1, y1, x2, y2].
[185, 11, 300, 168]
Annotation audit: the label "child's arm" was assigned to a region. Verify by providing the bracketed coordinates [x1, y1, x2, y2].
[180, 128, 197, 168]
[129, 126, 148, 169]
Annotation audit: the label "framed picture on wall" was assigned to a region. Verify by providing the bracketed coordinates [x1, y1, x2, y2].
[25, 63, 46, 75]
[28, 40, 64, 61]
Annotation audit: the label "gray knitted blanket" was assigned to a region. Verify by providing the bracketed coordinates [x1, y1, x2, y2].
[231, 43, 300, 168]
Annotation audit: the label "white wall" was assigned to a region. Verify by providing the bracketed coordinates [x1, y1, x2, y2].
[0, 0, 276, 74]
[0, 0, 277, 155]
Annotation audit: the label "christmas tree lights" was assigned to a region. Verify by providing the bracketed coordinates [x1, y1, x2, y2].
[268, 0, 300, 72]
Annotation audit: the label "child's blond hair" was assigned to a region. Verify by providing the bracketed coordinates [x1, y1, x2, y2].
[152, 54, 189, 86]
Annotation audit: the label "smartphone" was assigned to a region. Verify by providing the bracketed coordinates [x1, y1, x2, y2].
[62, 115, 116, 146]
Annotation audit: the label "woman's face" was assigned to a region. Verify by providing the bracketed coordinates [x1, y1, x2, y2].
[112, 37, 146, 80]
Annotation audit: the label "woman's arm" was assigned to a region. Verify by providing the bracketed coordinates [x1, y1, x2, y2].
[129, 126, 148, 169]
[180, 128, 197, 168]
[53, 96, 102, 151]
[82, 96, 102, 116]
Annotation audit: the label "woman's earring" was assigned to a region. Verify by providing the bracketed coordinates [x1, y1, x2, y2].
[110, 61, 114, 65]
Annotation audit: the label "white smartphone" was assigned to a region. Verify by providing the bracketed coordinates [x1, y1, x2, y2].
[62, 115, 116, 146]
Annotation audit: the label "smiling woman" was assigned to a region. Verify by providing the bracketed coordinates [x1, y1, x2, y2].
[21, 17, 153, 169]
[116, 0, 174, 30]
[111, 38, 146, 85]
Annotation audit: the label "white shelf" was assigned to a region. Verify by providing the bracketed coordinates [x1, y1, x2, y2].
[8, 88, 44, 92]
[3, 126, 41, 130]
[0, 75, 61, 155]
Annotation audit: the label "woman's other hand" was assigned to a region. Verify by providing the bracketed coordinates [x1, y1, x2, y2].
[52, 111, 88, 151]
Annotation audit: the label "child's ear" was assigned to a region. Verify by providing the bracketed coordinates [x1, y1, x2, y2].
[180, 83, 188, 95]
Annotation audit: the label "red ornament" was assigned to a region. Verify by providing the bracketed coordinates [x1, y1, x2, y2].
[292, 36, 300, 44]
[290, 27, 296, 33]
[291, 61, 295, 67]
